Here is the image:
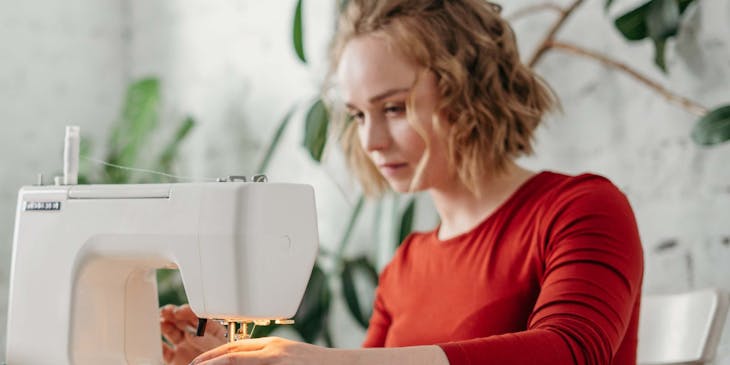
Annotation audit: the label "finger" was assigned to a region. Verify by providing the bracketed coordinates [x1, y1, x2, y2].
[161, 322, 185, 345]
[162, 342, 174, 364]
[205, 320, 226, 339]
[172, 304, 199, 325]
[191, 339, 269, 364]
[197, 353, 257, 365]
[171, 310, 226, 340]
[160, 305, 177, 322]
[184, 330, 227, 353]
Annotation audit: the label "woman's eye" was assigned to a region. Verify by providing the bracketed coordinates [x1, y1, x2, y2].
[348, 111, 365, 124]
[384, 104, 405, 116]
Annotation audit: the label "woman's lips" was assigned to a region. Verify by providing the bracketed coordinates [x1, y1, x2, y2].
[379, 163, 408, 177]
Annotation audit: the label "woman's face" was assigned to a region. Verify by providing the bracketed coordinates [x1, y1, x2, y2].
[337, 34, 452, 193]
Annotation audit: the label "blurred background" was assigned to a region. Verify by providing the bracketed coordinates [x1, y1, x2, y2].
[1, 0, 729, 362]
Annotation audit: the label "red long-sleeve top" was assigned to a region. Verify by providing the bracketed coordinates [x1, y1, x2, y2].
[362, 172, 644, 365]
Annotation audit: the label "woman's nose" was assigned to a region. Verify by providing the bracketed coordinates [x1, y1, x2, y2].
[361, 117, 389, 152]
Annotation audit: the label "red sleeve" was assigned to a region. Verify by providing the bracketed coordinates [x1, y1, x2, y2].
[438, 178, 644, 365]
[362, 264, 393, 347]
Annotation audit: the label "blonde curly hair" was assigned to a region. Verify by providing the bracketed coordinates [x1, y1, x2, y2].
[328, 0, 557, 197]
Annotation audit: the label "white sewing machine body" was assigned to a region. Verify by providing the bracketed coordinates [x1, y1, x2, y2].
[5, 181, 319, 364]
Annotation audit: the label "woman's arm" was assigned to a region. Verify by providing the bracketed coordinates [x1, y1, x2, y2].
[343, 344, 449, 365]
[438, 177, 644, 365]
[191, 337, 449, 365]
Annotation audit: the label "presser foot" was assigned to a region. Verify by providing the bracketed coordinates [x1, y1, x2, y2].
[222, 319, 295, 342]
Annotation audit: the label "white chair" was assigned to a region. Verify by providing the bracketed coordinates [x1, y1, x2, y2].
[638, 288, 729, 365]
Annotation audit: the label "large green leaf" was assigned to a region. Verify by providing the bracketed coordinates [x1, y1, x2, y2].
[646, 0, 680, 40]
[257, 106, 296, 173]
[341, 256, 379, 329]
[106, 78, 161, 183]
[614, 0, 696, 42]
[397, 198, 416, 246]
[691, 105, 730, 146]
[292, 0, 306, 63]
[154, 116, 195, 181]
[614, 0, 698, 72]
[293, 263, 331, 343]
[614, 1, 651, 41]
[646, 0, 680, 72]
[303, 99, 329, 162]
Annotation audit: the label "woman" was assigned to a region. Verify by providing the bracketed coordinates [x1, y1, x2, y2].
[162, 1, 644, 364]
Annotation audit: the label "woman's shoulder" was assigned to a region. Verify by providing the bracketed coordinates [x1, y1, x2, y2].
[531, 170, 627, 204]
[514, 171, 637, 236]
[536, 170, 617, 189]
[533, 171, 639, 238]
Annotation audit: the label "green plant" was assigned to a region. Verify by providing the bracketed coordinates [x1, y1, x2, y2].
[521, 0, 730, 146]
[608, 0, 730, 146]
[77, 77, 197, 306]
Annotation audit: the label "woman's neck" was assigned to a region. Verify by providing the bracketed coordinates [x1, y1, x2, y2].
[429, 162, 535, 241]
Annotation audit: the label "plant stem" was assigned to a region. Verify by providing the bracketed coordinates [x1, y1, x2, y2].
[256, 106, 296, 173]
[548, 41, 708, 116]
[527, 0, 585, 68]
[506, 2, 563, 21]
[335, 195, 366, 261]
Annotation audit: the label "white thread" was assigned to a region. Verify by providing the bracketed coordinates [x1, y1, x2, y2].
[82, 156, 218, 182]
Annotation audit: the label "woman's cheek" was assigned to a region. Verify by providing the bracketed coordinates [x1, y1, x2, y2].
[395, 121, 427, 156]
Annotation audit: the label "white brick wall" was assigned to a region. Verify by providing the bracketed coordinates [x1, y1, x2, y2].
[1, 0, 728, 362]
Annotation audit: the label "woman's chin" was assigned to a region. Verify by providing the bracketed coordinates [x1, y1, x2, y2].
[387, 180, 423, 194]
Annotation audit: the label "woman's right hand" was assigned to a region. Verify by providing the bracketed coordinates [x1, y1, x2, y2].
[160, 304, 227, 365]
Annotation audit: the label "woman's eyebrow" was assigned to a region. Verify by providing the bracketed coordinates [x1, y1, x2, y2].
[345, 87, 410, 109]
[369, 87, 410, 103]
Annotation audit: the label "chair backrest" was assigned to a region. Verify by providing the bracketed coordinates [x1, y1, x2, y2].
[638, 288, 729, 365]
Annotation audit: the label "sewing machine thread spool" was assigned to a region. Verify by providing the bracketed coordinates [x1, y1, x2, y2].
[63, 126, 80, 185]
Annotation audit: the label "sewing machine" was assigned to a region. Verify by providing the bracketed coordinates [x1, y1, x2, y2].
[5, 128, 320, 364]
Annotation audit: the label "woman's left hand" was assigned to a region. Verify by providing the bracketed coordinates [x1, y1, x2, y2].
[190, 336, 342, 365]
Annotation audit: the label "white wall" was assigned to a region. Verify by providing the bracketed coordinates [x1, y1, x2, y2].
[1, 0, 729, 362]
[0, 0, 128, 361]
